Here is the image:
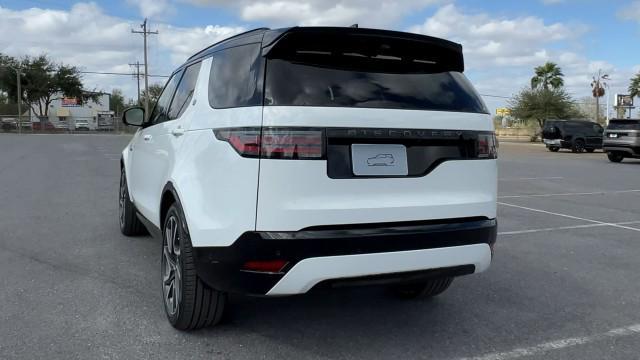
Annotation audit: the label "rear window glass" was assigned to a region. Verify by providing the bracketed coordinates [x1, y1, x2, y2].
[264, 59, 488, 113]
[607, 120, 640, 130]
[208, 44, 263, 109]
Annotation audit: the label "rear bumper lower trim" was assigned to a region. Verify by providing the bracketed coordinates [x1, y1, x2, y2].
[193, 217, 496, 295]
[267, 244, 491, 295]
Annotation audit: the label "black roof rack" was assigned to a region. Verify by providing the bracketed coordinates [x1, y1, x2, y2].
[186, 27, 270, 62]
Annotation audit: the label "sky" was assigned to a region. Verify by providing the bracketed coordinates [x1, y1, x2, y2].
[1, 0, 639, 115]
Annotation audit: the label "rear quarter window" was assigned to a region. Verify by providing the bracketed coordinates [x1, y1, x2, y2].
[208, 44, 263, 109]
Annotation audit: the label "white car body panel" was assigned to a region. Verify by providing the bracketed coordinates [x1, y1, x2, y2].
[267, 244, 492, 295]
[257, 106, 496, 231]
[257, 159, 496, 231]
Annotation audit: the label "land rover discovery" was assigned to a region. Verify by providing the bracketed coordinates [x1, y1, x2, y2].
[118, 27, 497, 330]
[603, 119, 640, 162]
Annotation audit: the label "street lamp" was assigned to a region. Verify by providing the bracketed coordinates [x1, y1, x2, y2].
[1, 65, 24, 134]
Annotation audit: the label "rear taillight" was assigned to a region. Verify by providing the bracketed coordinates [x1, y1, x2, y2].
[477, 133, 497, 159]
[214, 127, 325, 159]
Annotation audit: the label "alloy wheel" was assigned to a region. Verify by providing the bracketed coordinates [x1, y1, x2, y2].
[162, 215, 182, 317]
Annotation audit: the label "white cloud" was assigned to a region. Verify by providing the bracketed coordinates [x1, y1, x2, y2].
[186, 0, 442, 27]
[158, 24, 245, 64]
[0, 3, 243, 100]
[408, 4, 581, 70]
[618, 1, 640, 22]
[541, 0, 564, 4]
[128, 0, 172, 19]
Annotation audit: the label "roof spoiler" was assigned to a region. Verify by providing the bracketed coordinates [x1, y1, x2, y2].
[261, 27, 464, 72]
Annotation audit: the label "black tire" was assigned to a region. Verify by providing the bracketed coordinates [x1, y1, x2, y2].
[571, 139, 585, 153]
[585, 148, 595, 153]
[119, 168, 146, 236]
[548, 146, 560, 152]
[607, 152, 624, 163]
[162, 203, 226, 330]
[391, 277, 453, 299]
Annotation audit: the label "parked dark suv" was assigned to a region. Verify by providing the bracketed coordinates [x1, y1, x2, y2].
[603, 119, 640, 162]
[542, 119, 604, 153]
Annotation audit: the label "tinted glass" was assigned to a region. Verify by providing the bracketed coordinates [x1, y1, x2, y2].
[149, 71, 182, 125]
[264, 59, 488, 113]
[563, 123, 581, 132]
[607, 120, 640, 130]
[168, 62, 202, 120]
[208, 44, 262, 108]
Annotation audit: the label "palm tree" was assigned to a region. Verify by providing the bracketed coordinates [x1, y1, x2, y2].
[591, 70, 609, 124]
[630, 72, 640, 99]
[531, 62, 565, 90]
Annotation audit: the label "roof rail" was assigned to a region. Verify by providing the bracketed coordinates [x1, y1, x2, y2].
[187, 27, 270, 61]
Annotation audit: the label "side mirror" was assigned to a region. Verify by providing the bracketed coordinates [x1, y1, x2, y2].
[122, 107, 145, 127]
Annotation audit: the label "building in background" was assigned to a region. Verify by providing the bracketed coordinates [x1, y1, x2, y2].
[30, 92, 114, 131]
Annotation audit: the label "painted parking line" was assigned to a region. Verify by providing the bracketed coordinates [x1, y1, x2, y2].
[457, 323, 640, 360]
[498, 176, 564, 181]
[499, 189, 640, 199]
[498, 221, 640, 236]
[498, 202, 640, 233]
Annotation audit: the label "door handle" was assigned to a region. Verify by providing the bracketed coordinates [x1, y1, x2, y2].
[171, 127, 185, 137]
[143, 134, 152, 141]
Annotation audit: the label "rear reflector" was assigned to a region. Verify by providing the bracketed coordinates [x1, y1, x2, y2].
[214, 127, 325, 159]
[242, 260, 288, 273]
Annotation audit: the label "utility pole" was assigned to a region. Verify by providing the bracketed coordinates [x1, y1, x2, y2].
[1, 65, 23, 134]
[132, 18, 158, 117]
[16, 69, 22, 135]
[129, 61, 144, 105]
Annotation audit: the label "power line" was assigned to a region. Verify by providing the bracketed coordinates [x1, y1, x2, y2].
[78, 71, 168, 78]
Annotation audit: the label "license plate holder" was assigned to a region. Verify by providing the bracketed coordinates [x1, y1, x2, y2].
[351, 144, 408, 176]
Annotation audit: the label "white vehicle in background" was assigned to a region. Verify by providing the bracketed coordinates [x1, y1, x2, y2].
[118, 26, 498, 330]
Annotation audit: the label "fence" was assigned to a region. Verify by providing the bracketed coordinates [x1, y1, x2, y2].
[0, 115, 136, 134]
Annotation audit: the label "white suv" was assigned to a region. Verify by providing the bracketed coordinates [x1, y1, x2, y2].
[119, 27, 497, 330]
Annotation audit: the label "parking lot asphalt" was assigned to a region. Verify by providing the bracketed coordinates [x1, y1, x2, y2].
[1, 134, 639, 360]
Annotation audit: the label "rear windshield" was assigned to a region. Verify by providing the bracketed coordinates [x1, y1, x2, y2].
[607, 120, 640, 130]
[264, 59, 487, 113]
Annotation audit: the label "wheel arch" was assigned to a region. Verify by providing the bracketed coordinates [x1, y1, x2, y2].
[160, 182, 191, 236]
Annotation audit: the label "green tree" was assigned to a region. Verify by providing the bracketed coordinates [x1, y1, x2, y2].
[629, 72, 640, 99]
[0, 54, 99, 117]
[509, 87, 581, 130]
[140, 83, 164, 110]
[531, 62, 564, 90]
[110, 88, 126, 116]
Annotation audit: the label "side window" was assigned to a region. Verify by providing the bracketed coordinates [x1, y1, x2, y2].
[208, 44, 263, 109]
[148, 70, 182, 125]
[168, 62, 202, 120]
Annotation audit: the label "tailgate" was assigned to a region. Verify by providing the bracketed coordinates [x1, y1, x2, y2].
[255, 107, 497, 231]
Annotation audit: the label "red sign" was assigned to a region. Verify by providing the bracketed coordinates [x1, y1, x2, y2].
[61, 98, 80, 107]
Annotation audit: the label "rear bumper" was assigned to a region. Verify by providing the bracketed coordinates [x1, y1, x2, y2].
[193, 217, 497, 295]
[603, 142, 640, 156]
